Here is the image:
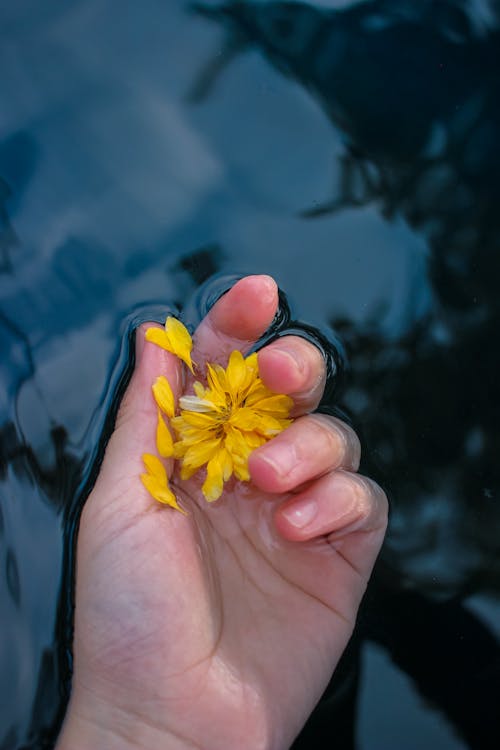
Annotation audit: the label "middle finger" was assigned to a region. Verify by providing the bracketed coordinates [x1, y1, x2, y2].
[257, 335, 326, 417]
[249, 414, 361, 494]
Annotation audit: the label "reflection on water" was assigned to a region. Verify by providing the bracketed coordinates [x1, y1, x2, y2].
[1, 0, 499, 747]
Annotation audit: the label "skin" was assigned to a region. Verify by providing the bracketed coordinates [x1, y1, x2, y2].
[56, 275, 388, 750]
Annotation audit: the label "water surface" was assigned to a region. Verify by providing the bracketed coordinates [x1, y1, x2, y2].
[1, 1, 499, 748]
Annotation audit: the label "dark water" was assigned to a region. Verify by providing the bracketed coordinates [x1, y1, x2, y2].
[1, 0, 500, 747]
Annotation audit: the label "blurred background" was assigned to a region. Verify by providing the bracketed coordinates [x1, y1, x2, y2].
[1, 1, 499, 747]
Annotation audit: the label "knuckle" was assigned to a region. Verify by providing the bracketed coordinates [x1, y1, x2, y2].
[351, 474, 389, 529]
[292, 339, 326, 393]
[310, 414, 361, 469]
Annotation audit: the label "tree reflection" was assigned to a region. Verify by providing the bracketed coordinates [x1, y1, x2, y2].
[192, 1, 500, 746]
[0, 177, 16, 273]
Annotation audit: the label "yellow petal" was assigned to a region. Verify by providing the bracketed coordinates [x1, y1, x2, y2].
[225, 428, 253, 464]
[254, 414, 289, 436]
[244, 382, 271, 405]
[244, 352, 258, 371]
[182, 437, 222, 470]
[233, 462, 250, 482]
[179, 411, 218, 428]
[140, 472, 186, 513]
[193, 381, 206, 398]
[143, 453, 167, 482]
[156, 411, 174, 457]
[228, 407, 263, 431]
[152, 376, 176, 418]
[206, 362, 229, 399]
[165, 317, 194, 373]
[202, 453, 225, 502]
[180, 463, 199, 481]
[219, 446, 233, 482]
[253, 394, 294, 416]
[245, 431, 267, 449]
[226, 350, 247, 393]
[145, 318, 194, 373]
[145, 327, 173, 350]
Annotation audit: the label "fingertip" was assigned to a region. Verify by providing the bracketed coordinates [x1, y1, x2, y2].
[257, 337, 326, 414]
[257, 347, 305, 394]
[273, 499, 319, 542]
[248, 448, 285, 494]
[210, 275, 278, 340]
[273, 471, 367, 542]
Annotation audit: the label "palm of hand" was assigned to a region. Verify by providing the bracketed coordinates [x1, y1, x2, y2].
[68, 276, 386, 750]
[77, 469, 359, 749]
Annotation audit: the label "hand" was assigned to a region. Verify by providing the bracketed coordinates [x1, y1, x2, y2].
[56, 275, 387, 750]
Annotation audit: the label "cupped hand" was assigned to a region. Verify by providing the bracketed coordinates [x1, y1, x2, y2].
[56, 276, 387, 750]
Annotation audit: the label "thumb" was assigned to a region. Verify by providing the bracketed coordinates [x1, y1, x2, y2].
[90, 323, 184, 509]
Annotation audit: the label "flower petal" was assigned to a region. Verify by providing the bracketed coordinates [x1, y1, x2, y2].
[219, 446, 233, 482]
[156, 411, 174, 457]
[178, 411, 218, 428]
[145, 327, 173, 351]
[206, 363, 228, 400]
[178, 395, 214, 413]
[228, 407, 263, 431]
[202, 452, 226, 502]
[226, 350, 247, 393]
[252, 394, 294, 416]
[193, 381, 206, 398]
[143, 453, 167, 482]
[182, 437, 222, 470]
[140, 472, 185, 513]
[165, 317, 194, 372]
[152, 376, 175, 418]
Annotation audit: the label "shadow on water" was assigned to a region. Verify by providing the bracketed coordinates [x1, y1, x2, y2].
[189, 1, 500, 747]
[0, 132, 38, 273]
[1, 0, 500, 747]
[0, 177, 17, 274]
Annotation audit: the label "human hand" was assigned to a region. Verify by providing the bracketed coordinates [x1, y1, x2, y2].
[56, 275, 387, 750]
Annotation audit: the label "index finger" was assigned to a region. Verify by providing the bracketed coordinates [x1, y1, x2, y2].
[191, 275, 279, 369]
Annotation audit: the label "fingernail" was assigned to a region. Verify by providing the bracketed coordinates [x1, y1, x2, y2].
[258, 441, 295, 478]
[281, 499, 318, 528]
[272, 345, 305, 375]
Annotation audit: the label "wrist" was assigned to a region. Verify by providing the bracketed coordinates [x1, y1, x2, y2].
[55, 696, 197, 750]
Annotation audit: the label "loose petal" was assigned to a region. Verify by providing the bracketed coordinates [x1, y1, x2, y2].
[145, 318, 194, 373]
[145, 327, 172, 351]
[202, 453, 225, 502]
[165, 317, 194, 372]
[152, 376, 175, 418]
[143, 453, 167, 482]
[156, 412, 174, 457]
[141, 455, 186, 513]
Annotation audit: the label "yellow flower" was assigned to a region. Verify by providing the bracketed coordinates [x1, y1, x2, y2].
[171, 350, 293, 502]
[145, 316, 194, 372]
[140, 453, 185, 513]
[141, 315, 294, 509]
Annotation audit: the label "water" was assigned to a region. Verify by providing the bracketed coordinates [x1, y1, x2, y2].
[1, 0, 499, 747]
